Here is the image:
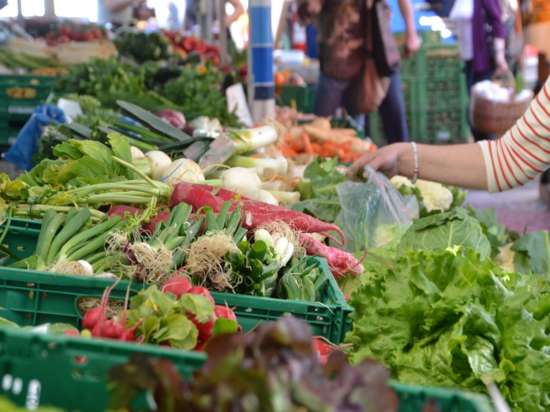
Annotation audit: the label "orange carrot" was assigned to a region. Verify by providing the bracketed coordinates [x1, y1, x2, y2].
[302, 133, 314, 154]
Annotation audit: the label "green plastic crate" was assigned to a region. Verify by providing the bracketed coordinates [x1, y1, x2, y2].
[391, 382, 494, 412]
[0, 326, 206, 412]
[0, 219, 352, 343]
[279, 84, 317, 113]
[0, 75, 55, 124]
[0, 326, 495, 412]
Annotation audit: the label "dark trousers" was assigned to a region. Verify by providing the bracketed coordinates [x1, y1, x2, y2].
[464, 60, 494, 142]
[314, 71, 409, 143]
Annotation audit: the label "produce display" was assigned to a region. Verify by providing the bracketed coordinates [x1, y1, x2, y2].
[109, 316, 401, 412]
[0, 20, 549, 412]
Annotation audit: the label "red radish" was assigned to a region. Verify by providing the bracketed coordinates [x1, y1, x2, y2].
[108, 205, 141, 219]
[299, 234, 363, 278]
[162, 274, 193, 298]
[313, 337, 335, 364]
[170, 183, 345, 244]
[214, 305, 237, 321]
[64, 329, 79, 337]
[143, 210, 170, 234]
[170, 183, 225, 211]
[191, 316, 215, 342]
[188, 286, 215, 305]
[120, 326, 137, 342]
[82, 306, 103, 330]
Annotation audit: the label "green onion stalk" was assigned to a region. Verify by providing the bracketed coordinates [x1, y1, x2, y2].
[13, 208, 126, 278]
[127, 203, 200, 283]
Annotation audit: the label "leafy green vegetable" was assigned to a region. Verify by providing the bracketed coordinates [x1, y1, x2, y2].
[292, 158, 345, 223]
[109, 316, 400, 412]
[163, 64, 240, 126]
[512, 231, 550, 275]
[473, 208, 516, 257]
[276, 256, 325, 301]
[115, 31, 170, 63]
[399, 208, 492, 259]
[224, 239, 280, 297]
[127, 285, 202, 350]
[347, 248, 550, 412]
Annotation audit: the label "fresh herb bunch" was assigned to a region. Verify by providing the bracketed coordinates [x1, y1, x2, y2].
[163, 64, 240, 126]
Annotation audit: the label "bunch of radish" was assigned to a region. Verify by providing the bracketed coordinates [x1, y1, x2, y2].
[81, 283, 138, 342]
[162, 274, 237, 349]
[81, 275, 238, 351]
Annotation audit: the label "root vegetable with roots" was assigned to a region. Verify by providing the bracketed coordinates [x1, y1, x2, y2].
[185, 232, 238, 290]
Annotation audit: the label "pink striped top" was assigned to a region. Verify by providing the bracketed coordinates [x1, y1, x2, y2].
[478, 78, 550, 192]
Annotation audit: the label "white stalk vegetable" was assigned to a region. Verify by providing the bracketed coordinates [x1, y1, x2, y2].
[256, 190, 279, 205]
[254, 229, 275, 248]
[221, 167, 262, 199]
[228, 155, 288, 177]
[161, 158, 205, 185]
[228, 126, 278, 154]
[146, 151, 172, 179]
[274, 237, 294, 267]
[269, 191, 300, 205]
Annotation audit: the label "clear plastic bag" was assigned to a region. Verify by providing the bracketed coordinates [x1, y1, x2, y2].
[335, 167, 418, 252]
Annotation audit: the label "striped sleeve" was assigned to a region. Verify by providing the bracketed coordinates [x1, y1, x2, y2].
[478, 77, 550, 192]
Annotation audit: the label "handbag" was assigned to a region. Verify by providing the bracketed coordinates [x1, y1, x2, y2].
[346, 0, 391, 114]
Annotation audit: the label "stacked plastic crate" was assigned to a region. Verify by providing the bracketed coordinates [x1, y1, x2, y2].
[369, 36, 470, 144]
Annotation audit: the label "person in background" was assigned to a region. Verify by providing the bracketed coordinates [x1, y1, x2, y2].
[98, 0, 145, 27]
[350, 76, 550, 204]
[298, 0, 421, 144]
[184, 0, 244, 31]
[448, 0, 509, 142]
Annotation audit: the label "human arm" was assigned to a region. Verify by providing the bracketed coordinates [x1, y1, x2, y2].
[350, 78, 550, 192]
[349, 142, 488, 189]
[105, 0, 143, 13]
[397, 0, 421, 57]
[482, 0, 509, 73]
[225, 0, 245, 27]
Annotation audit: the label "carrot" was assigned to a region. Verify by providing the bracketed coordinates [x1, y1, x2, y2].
[280, 146, 297, 158]
[301, 133, 314, 154]
[289, 138, 303, 152]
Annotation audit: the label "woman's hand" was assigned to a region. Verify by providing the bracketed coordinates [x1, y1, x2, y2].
[348, 143, 410, 179]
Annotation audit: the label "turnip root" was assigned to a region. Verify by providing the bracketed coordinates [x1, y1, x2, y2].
[161, 158, 205, 185]
[146, 151, 172, 179]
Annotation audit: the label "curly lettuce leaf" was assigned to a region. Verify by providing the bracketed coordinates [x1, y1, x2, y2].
[347, 248, 550, 412]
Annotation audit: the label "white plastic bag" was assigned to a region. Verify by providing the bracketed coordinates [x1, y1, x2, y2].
[335, 167, 418, 252]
